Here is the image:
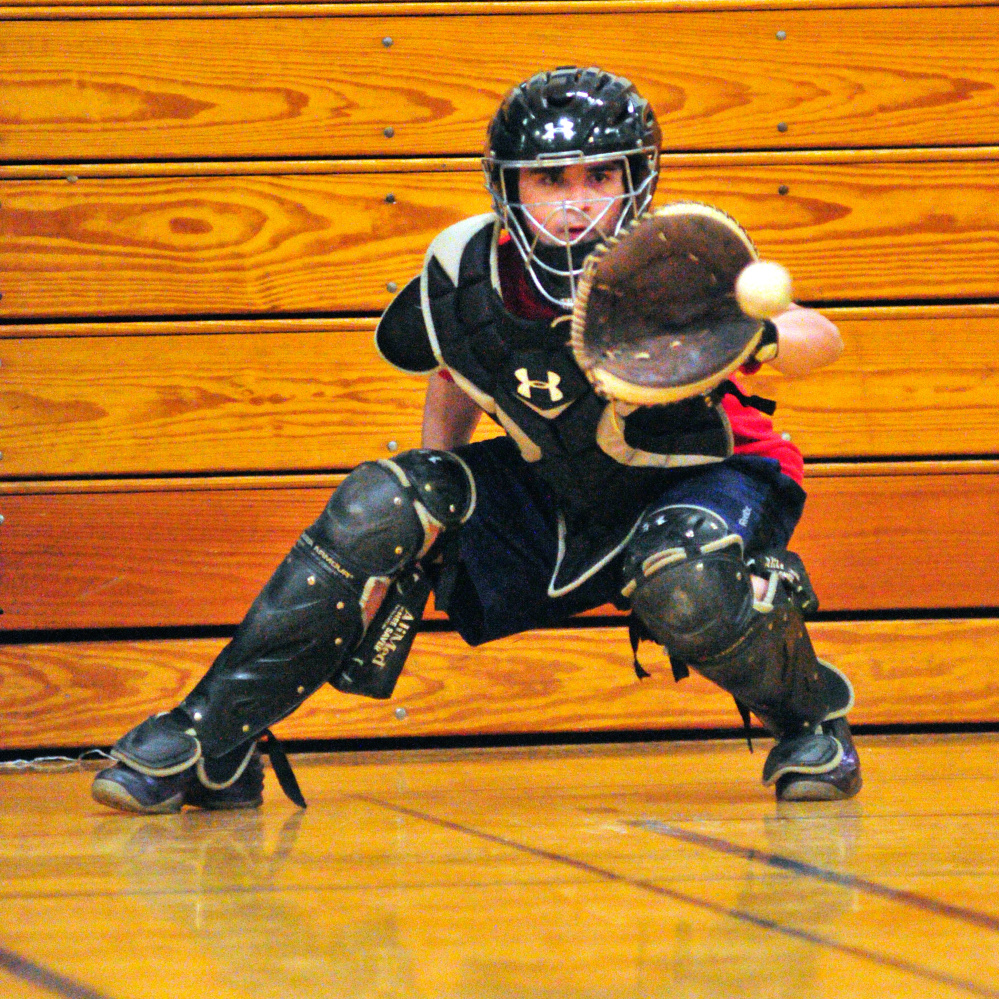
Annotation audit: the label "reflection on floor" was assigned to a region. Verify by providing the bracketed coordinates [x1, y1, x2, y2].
[1, 733, 997, 999]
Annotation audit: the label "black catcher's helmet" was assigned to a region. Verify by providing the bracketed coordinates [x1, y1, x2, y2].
[484, 66, 662, 308]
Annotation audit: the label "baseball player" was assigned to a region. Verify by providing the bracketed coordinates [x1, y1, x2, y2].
[92, 67, 861, 813]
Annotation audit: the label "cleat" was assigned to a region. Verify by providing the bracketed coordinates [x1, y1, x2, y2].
[762, 659, 862, 802]
[774, 717, 862, 802]
[91, 766, 189, 814]
[92, 750, 264, 814]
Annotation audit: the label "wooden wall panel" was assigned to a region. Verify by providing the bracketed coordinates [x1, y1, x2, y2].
[0, 479, 339, 631]
[746, 306, 999, 461]
[2, 6, 998, 160]
[2, 0, 996, 748]
[1, 305, 996, 478]
[3, 156, 999, 319]
[0, 173, 480, 317]
[0, 322, 428, 477]
[0, 170, 482, 319]
[796, 466, 999, 612]
[1, 465, 995, 631]
[2, 618, 997, 749]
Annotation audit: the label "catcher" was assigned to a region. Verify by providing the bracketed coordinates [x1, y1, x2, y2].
[92, 66, 861, 813]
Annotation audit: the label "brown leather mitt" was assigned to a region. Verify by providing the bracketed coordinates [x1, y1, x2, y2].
[570, 202, 783, 405]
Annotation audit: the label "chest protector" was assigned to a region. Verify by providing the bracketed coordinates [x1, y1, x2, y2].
[377, 214, 736, 594]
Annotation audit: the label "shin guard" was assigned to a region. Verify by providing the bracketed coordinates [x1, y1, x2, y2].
[110, 531, 369, 803]
[625, 505, 860, 797]
[691, 585, 830, 737]
[109, 449, 475, 804]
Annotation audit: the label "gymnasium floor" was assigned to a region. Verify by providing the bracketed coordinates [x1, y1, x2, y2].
[1, 733, 997, 999]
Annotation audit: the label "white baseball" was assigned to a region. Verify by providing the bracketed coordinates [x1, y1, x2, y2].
[735, 261, 793, 319]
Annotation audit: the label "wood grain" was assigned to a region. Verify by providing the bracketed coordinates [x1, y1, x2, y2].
[1, 306, 996, 478]
[794, 467, 999, 612]
[0, 483, 336, 631]
[4, 732, 999, 999]
[0, 466, 995, 631]
[0, 171, 479, 318]
[743, 305, 999, 460]
[2, 6, 998, 157]
[1, 618, 996, 748]
[0, 323, 430, 477]
[4, 158, 999, 318]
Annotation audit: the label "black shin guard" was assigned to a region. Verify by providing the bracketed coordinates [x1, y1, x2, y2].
[181, 533, 367, 757]
[690, 586, 830, 737]
[625, 505, 860, 798]
[625, 506, 831, 737]
[109, 449, 476, 807]
[111, 535, 368, 805]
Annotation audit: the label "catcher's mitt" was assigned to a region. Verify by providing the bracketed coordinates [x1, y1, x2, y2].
[570, 202, 785, 406]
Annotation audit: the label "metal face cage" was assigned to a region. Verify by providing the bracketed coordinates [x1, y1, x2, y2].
[483, 147, 660, 309]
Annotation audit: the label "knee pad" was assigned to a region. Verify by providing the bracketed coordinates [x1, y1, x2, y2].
[391, 448, 477, 528]
[312, 449, 475, 578]
[623, 505, 754, 662]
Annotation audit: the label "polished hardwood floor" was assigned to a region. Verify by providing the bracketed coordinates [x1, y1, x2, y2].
[1, 733, 997, 999]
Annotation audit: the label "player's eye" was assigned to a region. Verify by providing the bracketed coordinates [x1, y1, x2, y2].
[530, 168, 563, 186]
[589, 167, 621, 185]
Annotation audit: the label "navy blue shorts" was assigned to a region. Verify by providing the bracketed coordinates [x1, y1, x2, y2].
[439, 436, 806, 646]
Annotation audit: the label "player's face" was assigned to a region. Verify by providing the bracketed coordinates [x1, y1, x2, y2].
[517, 160, 627, 246]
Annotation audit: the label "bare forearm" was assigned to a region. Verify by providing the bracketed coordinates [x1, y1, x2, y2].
[770, 303, 843, 376]
[421, 374, 483, 449]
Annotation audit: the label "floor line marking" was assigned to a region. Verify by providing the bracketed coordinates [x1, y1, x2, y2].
[0, 946, 113, 999]
[356, 794, 999, 999]
[635, 819, 999, 933]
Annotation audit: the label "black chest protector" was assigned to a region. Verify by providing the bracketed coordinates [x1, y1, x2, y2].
[376, 215, 739, 593]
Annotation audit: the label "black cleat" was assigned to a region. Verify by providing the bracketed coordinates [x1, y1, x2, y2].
[763, 659, 862, 802]
[774, 717, 862, 802]
[91, 750, 264, 814]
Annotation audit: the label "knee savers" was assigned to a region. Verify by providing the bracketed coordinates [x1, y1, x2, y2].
[111, 449, 475, 778]
[623, 505, 754, 661]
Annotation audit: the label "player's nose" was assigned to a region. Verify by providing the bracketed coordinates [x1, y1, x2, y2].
[566, 183, 594, 205]
[560, 185, 598, 216]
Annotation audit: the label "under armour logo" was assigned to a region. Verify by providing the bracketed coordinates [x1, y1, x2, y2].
[542, 120, 575, 143]
[515, 367, 563, 403]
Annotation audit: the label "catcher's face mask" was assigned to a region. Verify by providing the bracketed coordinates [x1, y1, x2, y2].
[485, 148, 658, 309]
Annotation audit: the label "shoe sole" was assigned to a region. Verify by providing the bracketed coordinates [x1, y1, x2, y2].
[188, 795, 263, 811]
[91, 777, 184, 814]
[776, 773, 863, 802]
